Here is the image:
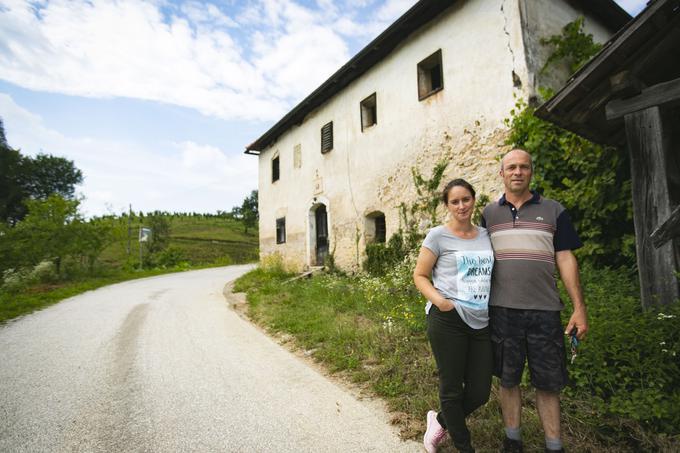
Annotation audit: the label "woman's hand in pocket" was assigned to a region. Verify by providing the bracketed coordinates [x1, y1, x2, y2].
[437, 298, 456, 312]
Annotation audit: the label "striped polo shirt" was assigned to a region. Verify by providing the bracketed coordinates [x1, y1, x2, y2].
[481, 191, 582, 311]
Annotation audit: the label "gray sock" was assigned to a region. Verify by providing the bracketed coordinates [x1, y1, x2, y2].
[545, 437, 563, 450]
[504, 427, 521, 441]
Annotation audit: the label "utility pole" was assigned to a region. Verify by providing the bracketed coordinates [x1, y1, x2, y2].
[127, 204, 132, 256]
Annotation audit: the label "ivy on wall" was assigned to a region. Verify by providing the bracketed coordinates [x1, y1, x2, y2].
[508, 18, 636, 267]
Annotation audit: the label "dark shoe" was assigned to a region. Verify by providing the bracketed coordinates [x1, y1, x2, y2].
[501, 437, 524, 453]
[545, 449, 564, 453]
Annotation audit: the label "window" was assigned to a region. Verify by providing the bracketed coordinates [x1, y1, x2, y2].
[365, 212, 386, 244]
[417, 49, 443, 100]
[293, 144, 301, 169]
[321, 121, 333, 153]
[272, 155, 280, 182]
[276, 217, 286, 244]
[374, 214, 386, 243]
[360, 93, 377, 131]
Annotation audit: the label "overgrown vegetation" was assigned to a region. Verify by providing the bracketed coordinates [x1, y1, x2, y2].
[509, 18, 635, 268]
[235, 263, 679, 451]
[234, 17, 679, 452]
[363, 156, 488, 277]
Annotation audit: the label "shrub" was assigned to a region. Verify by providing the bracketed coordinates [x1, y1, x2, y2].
[562, 265, 680, 438]
[260, 252, 289, 276]
[1, 268, 32, 293]
[153, 247, 186, 268]
[30, 260, 58, 283]
[363, 232, 406, 276]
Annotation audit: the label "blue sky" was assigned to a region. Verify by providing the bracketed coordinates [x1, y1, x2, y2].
[0, 0, 647, 216]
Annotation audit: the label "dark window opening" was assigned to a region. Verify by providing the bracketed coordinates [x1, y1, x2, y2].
[418, 49, 443, 100]
[365, 211, 386, 244]
[276, 217, 286, 244]
[374, 214, 386, 243]
[321, 121, 333, 153]
[272, 155, 280, 182]
[360, 93, 377, 131]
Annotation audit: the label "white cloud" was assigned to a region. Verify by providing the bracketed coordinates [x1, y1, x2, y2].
[0, 93, 257, 216]
[0, 0, 418, 122]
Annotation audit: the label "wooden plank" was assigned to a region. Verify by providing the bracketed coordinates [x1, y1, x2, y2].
[625, 106, 679, 306]
[651, 205, 680, 248]
[607, 77, 680, 119]
[283, 267, 324, 284]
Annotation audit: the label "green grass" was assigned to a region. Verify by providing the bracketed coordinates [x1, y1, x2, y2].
[99, 215, 258, 267]
[0, 267, 179, 323]
[233, 268, 680, 452]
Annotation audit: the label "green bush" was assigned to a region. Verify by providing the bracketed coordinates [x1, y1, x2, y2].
[506, 17, 635, 267]
[562, 266, 680, 437]
[153, 246, 187, 268]
[363, 232, 407, 276]
[506, 98, 635, 267]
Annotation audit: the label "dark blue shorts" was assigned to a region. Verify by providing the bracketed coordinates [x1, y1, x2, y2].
[490, 306, 568, 392]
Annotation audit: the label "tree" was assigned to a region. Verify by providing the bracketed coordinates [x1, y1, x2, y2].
[71, 218, 116, 271]
[0, 146, 26, 225]
[22, 153, 83, 200]
[232, 190, 258, 234]
[7, 195, 82, 274]
[0, 118, 7, 148]
[0, 117, 83, 225]
[144, 213, 170, 255]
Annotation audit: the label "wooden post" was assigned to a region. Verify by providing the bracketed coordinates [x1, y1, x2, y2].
[625, 106, 679, 307]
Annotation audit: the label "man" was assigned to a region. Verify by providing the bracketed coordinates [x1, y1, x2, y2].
[481, 149, 588, 453]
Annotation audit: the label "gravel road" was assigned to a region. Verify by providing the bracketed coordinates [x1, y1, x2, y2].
[0, 265, 421, 452]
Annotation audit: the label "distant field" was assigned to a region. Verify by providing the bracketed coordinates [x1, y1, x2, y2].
[99, 215, 258, 268]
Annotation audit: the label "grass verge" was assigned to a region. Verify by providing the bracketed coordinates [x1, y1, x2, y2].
[233, 268, 680, 453]
[0, 262, 246, 324]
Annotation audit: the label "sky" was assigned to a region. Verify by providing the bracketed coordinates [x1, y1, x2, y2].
[0, 0, 648, 217]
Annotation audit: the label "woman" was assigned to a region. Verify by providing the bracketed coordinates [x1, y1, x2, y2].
[413, 179, 494, 453]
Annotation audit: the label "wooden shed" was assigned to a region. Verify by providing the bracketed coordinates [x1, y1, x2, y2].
[535, 0, 680, 307]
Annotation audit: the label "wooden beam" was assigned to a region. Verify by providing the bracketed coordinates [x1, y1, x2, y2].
[625, 106, 680, 306]
[651, 205, 680, 248]
[607, 77, 680, 119]
[609, 70, 643, 97]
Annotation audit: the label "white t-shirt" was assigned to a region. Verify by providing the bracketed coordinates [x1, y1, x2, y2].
[422, 225, 494, 329]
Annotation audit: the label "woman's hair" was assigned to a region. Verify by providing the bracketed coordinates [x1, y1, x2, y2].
[442, 178, 476, 204]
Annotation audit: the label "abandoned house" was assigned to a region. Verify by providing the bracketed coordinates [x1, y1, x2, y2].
[245, 0, 631, 272]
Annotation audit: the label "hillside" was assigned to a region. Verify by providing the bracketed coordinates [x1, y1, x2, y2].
[99, 214, 259, 268]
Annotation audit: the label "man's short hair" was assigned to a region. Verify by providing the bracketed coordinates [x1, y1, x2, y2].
[500, 148, 533, 171]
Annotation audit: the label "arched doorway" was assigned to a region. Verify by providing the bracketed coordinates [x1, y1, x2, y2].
[314, 204, 329, 266]
[308, 198, 331, 268]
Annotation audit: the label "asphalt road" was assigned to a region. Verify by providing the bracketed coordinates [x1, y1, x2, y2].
[0, 265, 420, 452]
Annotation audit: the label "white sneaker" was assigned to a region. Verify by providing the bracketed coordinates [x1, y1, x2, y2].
[423, 410, 446, 453]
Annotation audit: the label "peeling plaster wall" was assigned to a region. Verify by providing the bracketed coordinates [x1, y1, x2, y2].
[255, 0, 614, 273]
[518, 0, 615, 96]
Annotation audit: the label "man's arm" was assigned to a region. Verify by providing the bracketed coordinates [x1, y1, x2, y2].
[556, 250, 588, 339]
